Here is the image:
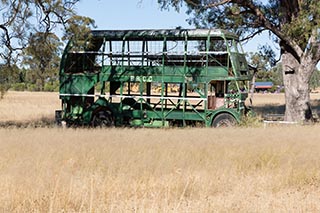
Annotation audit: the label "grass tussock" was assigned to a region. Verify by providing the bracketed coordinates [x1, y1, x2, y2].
[240, 113, 263, 127]
[1, 127, 320, 211]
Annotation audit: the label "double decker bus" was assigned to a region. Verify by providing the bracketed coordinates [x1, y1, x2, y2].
[56, 29, 252, 127]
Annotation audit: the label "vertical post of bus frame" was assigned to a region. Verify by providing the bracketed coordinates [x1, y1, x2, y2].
[205, 32, 211, 126]
[161, 36, 167, 126]
[183, 33, 188, 126]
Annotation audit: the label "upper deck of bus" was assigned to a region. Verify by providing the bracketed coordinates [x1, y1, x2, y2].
[89, 28, 239, 40]
[60, 28, 250, 82]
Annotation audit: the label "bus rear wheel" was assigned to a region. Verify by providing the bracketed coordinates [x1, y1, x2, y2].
[212, 113, 236, 128]
[91, 109, 114, 127]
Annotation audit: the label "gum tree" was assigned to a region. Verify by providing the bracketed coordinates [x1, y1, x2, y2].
[0, 0, 94, 95]
[158, 0, 320, 122]
[23, 32, 62, 91]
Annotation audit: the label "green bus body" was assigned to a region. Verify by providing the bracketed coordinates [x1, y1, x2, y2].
[57, 29, 252, 127]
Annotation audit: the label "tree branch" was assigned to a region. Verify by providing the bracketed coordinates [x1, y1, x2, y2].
[240, 28, 266, 42]
[205, 0, 231, 8]
[185, 0, 200, 7]
[235, 0, 304, 59]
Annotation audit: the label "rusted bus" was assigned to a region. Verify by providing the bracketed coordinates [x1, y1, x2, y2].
[56, 29, 252, 127]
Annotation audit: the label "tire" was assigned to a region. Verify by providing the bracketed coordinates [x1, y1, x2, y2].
[91, 109, 114, 127]
[212, 113, 236, 128]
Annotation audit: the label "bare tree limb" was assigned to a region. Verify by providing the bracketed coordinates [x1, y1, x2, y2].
[185, 0, 199, 7]
[240, 28, 266, 42]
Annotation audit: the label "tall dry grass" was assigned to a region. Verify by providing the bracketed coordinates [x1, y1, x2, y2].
[0, 91, 60, 124]
[1, 127, 320, 212]
[250, 93, 320, 117]
[1, 91, 320, 124]
[1, 91, 320, 211]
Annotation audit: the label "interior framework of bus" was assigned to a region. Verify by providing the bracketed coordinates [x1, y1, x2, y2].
[58, 29, 252, 127]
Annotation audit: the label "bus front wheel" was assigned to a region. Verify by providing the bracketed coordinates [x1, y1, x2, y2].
[91, 109, 114, 127]
[212, 113, 236, 128]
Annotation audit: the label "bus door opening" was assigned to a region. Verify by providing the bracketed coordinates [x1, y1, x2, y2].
[208, 81, 225, 109]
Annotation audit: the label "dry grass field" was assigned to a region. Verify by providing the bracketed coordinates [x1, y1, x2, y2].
[1, 91, 320, 212]
[251, 92, 320, 117]
[0, 91, 60, 126]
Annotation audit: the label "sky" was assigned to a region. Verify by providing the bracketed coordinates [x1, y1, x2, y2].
[76, 0, 190, 29]
[76, 0, 276, 56]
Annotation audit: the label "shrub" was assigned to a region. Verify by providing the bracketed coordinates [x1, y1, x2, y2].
[0, 84, 9, 99]
[26, 83, 39, 91]
[239, 113, 262, 127]
[44, 81, 59, 92]
[11, 83, 26, 91]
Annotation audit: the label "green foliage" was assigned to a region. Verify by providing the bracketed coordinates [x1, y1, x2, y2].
[0, 66, 9, 98]
[44, 80, 59, 92]
[0, 65, 22, 98]
[62, 15, 96, 49]
[0, 84, 10, 99]
[270, 63, 283, 86]
[248, 52, 282, 86]
[22, 32, 61, 91]
[281, 1, 320, 49]
[26, 83, 38, 92]
[239, 113, 262, 128]
[0, 1, 91, 63]
[0, 0, 95, 93]
[248, 52, 270, 72]
[11, 83, 26, 91]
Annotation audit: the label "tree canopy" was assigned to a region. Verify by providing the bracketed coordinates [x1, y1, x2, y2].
[22, 32, 62, 91]
[0, 0, 95, 96]
[0, 0, 95, 65]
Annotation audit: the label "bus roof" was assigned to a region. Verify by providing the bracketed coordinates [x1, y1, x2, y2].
[90, 29, 239, 40]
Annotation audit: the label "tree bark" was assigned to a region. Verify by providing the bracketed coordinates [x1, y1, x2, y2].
[282, 51, 315, 122]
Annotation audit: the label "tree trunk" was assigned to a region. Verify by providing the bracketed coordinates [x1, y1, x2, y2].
[282, 52, 315, 122]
